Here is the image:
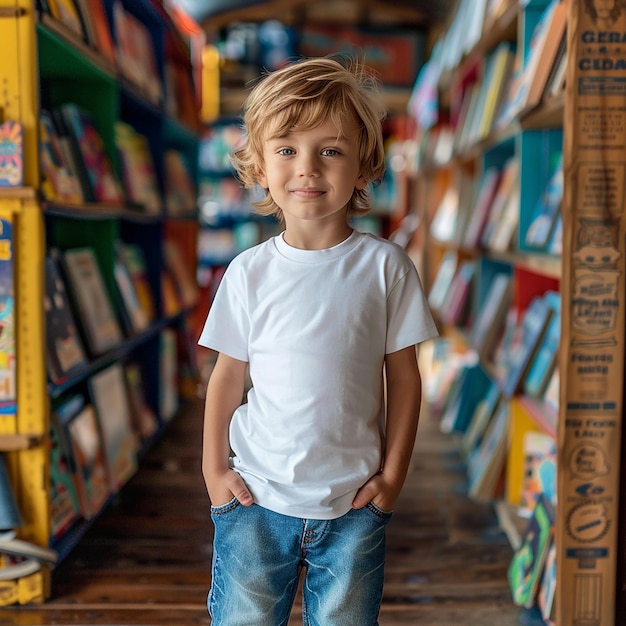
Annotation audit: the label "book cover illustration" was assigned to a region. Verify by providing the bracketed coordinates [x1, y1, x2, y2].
[0, 218, 16, 416]
[537, 537, 556, 622]
[62, 247, 123, 356]
[49, 411, 81, 539]
[89, 364, 138, 491]
[62, 397, 110, 519]
[44, 254, 88, 383]
[54, 103, 124, 204]
[114, 122, 162, 214]
[116, 243, 157, 324]
[508, 493, 555, 608]
[520, 430, 557, 515]
[0, 121, 23, 187]
[46, 0, 85, 39]
[39, 110, 83, 204]
[113, 248, 150, 335]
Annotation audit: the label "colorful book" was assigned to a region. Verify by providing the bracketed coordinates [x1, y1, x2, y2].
[44, 253, 88, 383]
[45, 0, 85, 39]
[114, 122, 162, 214]
[163, 238, 199, 309]
[428, 251, 458, 312]
[0, 121, 23, 187]
[467, 400, 509, 501]
[470, 272, 513, 360]
[89, 364, 138, 491]
[59, 395, 110, 519]
[523, 291, 561, 398]
[462, 167, 502, 249]
[480, 157, 519, 248]
[440, 260, 476, 327]
[502, 295, 553, 397]
[61, 247, 123, 356]
[114, 246, 151, 335]
[520, 430, 557, 514]
[49, 410, 82, 539]
[39, 111, 84, 203]
[508, 494, 555, 608]
[461, 381, 501, 457]
[116, 243, 157, 325]
[53, 103, 124, 204]
[0, 217, 15, 417]
[537, 538, 557, 622]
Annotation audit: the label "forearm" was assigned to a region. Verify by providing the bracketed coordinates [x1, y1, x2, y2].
[202, 353, 246, 486]
[381, 346, 422, 495]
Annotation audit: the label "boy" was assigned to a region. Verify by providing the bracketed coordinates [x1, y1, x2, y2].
[199, 57, 438, 625]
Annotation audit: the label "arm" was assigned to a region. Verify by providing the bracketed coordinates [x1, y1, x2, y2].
[202, 352, 253, 507]
[352, 344, 422, 511]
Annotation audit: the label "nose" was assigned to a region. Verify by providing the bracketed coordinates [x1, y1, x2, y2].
[297, 153, 320, 177]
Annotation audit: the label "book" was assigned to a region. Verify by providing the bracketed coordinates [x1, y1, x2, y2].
[508, 494, 555, 608]
[503, 0, 560, 120]
[89, 364, 138, 491]
[462, 166, 502, 249]
[61, 247, 124, 356]
[0, 121, 23, 187]
[502, 295, 553, 397]
[429, 185, 459, 242]
[159, 329, 178, 422]
[49, 411, 81, 539]
[113, 246, 151, 335]
[46, 0, 85, 40]
[487, 183, 520, 252]
[44, 253, 88, 383]
[470, 272, 512, 360]
[116, 243, 157, 325]
[467, 400, 509, 501]
[81, 0, 115, 63]
[524, 153, 563, 250]
[461, 381, 502, 457]
[537, 537, 557, 622]
[114, 122, 162, 214]
[520, 430, 557, 515]
[163, 238, 199, 309]
[517, 0, 569, 115]
[480, 157, 519, 248]
[523, 291, 561, 398]
[39, 111, 84, 203]
[124, 362, 158, 442]
[0, 217, 15, 418]
[440, 260, 476, 327]
[58, 395, 110, 519]
[428, 251, 458, 312]
[164, 150, 197, 216]
[52, 103, 124, 204]
[0, 216, 13, 420]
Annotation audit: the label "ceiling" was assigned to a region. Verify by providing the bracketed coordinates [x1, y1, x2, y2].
[177, 0, 457, 31]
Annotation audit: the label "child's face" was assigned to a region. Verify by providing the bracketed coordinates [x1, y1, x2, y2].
[258, 116, 367, 227]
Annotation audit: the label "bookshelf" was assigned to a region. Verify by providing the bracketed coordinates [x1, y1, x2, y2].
[405, 0, 625, 623]
[0, 1, 202, 604]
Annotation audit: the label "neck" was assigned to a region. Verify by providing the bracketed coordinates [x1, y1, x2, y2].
[282, 222, 353, 251]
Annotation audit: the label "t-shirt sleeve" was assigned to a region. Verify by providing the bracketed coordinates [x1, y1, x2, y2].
[386, 264, 438, 354]
[197, 268, 249, 362]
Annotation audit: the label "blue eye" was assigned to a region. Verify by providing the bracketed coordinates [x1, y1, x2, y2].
[322, 148, 340, 157]
[277, 148, 295, 156]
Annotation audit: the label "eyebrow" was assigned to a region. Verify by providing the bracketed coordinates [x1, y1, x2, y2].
[266, 134, 350, 143]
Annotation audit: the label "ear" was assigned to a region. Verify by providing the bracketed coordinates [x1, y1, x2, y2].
[257, 168, 267, 189]
[356, 175, 368, 191]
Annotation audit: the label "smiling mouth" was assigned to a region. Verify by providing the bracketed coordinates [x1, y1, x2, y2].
[291, 189, 325, 197]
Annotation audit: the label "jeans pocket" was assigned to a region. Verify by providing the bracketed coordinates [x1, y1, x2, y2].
[210, 495, 240, 516]
[365, 501, 394, 520]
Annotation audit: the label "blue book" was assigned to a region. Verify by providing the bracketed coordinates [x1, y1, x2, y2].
[523, 291, 560, 398]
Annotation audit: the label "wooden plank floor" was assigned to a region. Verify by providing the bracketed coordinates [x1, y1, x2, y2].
[2, 399, 539, 625]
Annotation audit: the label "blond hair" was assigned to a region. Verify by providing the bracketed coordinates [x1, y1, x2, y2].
[232, 56, 387, 223]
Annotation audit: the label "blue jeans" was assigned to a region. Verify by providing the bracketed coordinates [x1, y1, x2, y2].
[208, 499, 392, 625]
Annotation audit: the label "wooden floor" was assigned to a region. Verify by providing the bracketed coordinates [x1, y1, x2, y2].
[2, 398, 540, 625]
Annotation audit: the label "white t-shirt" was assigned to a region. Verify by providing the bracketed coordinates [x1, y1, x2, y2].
[198, 230, 438, 519]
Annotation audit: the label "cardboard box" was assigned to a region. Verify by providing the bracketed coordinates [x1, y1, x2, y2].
[558, 1, 626, 624]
